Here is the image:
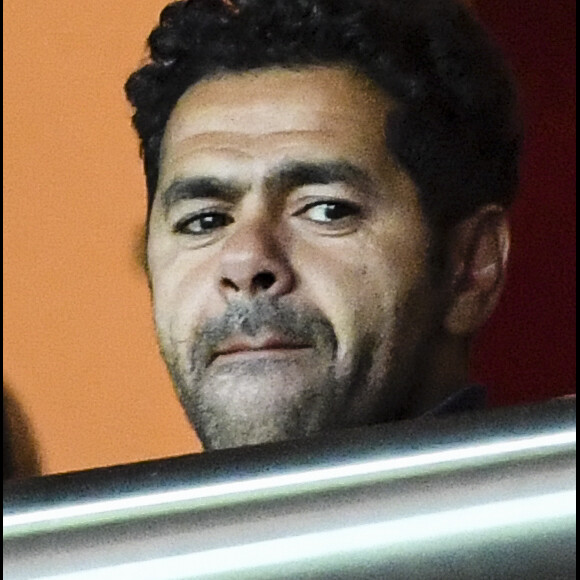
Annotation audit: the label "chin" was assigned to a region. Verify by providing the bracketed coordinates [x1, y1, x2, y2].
[185, 373, 342, 451]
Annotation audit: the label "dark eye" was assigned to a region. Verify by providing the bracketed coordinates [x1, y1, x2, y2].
[175, 212, 233, 235]
[301, 201, 359, 223]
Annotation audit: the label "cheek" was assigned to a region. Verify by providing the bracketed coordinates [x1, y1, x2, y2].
[293, 227, 429, 354]
[293, 243, 394, 358]
[148, 242, 219, 342]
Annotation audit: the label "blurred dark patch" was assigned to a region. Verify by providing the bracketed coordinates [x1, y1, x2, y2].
[3, 383, 42, 480]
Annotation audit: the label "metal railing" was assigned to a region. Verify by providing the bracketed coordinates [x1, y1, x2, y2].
[4, 397, 576, 579]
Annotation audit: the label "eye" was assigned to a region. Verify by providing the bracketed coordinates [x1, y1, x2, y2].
[299, 201, 360, 224]
[174, 211, 233, 235]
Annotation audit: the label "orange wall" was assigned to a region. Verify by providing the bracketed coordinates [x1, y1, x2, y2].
[3, 0, 201, 475]
[4, 1, 575, 477]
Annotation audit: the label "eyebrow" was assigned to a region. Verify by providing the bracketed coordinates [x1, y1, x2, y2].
[159, 159, 376, 215]
[264, 160, 376, 198]
[160, 177, 245, 215]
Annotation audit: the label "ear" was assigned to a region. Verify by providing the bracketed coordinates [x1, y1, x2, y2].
[444, 205, 510, 336]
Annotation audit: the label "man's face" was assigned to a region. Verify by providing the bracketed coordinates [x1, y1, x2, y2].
[147, 66, 444, 449]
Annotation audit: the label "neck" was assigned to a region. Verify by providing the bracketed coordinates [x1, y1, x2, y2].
[404, 335, 471, 417]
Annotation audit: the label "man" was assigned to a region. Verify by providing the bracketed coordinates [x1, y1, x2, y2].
[125, 0, 521, 451]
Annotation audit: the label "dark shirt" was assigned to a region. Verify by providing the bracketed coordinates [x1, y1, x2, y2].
[423, 384, 487, 418]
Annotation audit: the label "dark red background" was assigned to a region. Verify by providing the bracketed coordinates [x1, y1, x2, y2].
[471, 1, 576, 405]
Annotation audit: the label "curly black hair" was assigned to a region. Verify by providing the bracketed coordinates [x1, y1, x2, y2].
[125, 0, 522, 231]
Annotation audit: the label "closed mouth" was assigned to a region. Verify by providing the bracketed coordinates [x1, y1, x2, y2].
[211, 335, 312, 363]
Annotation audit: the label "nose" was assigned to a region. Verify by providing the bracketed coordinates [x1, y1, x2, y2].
[218, 220, 295, 301]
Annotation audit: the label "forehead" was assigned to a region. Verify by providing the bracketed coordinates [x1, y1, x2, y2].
[165, 65, 388, 135]
[157, 66, 397, 178]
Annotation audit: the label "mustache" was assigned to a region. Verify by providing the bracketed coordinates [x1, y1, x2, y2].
[189, 297, 337, 369]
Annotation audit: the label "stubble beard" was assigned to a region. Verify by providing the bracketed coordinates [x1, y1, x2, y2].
[162, 297, 345, 450]
[159, 279, 439, 451]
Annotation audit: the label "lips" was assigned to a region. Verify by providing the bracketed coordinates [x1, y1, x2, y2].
[212, 334, 311, 360]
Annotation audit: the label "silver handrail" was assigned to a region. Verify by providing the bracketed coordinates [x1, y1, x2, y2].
[4, 398, 576, 579]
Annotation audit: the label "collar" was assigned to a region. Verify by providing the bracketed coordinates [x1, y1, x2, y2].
[421, 384, 488, 418]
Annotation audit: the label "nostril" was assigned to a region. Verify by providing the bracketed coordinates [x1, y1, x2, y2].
[221, 278, 240, 292]
[252, 271, 276, 292]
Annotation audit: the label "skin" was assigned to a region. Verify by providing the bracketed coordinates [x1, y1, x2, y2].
[147, 66, 509, 450]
